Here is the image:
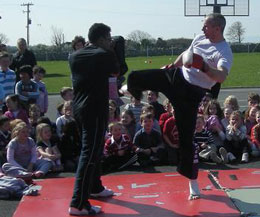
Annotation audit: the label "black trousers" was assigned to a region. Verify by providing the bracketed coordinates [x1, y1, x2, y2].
[70, 112, 106, 210]
[127, 68, 206, 179]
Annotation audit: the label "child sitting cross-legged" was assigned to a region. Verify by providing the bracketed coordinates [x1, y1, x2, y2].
[133, 113, 165, 167]
[2, 122, 52, 179]
[250, 110, 260, 157]
[194, 115, 222, 164]
[103, 122, 136, 173]
[219, 111, 250, 164]
[36, 123, 63, 172]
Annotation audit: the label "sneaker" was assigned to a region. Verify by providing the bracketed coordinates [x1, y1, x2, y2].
[219, 147, 228, 164]
[90, 188, 114, 198]
[227, 152, 236, 163]
[241, 152, 249, 163]
[69, 206, 101, 216]
[210, 152, 222, 164]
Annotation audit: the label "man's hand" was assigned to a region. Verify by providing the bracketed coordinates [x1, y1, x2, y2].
[192, 54, 209, 73]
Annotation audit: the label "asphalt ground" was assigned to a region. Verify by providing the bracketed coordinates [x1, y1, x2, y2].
[46, 87, 260, 122]
[1, 87, 260, 217]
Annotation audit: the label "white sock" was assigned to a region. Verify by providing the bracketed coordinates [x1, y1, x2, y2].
[189, 179, 200, 196]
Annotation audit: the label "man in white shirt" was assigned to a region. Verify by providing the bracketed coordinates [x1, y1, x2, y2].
[127, 13, 232, 200]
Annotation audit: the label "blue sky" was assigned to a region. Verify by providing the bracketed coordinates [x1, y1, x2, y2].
[0, 0, 259, 46]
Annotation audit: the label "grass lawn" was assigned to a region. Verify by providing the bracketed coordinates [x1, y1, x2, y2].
[39, 52, 260, 93]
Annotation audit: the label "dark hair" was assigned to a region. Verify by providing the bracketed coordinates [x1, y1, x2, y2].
[72, 36, 86, 50]
[37, 116, 52, 126]
[122, 109, 136, 125]
[88, 23, 111, 44]
[0, 115, 10, 127]
[206, 13, 226, 33]
[140, 112, 154, 123]
[5, 94, 21, 108]
[244, 105, 260, 121]
[204, 99, 223, 119]
[248, 93, 260, 103]
[33, 65, 46, 75]
[141, 104, 155, 114]
[19, 65, 33, 78]
[60, 87, 73, 98]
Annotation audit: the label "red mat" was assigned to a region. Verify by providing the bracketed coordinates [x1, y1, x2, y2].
[13, 171, 240, 217]
[214, 168, 260, 189]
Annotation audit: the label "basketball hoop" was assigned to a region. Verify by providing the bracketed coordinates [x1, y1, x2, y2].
[184, 0, 249, 16]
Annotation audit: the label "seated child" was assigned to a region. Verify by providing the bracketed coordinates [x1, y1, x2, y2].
[198, 92, 213, 114]
[124, 94, 144, 123]
[221, 107, 233, 130]
[159, 99, 173, 132]
[223, 95, 239, 111]
[243, 92, 260, 115]
[133, 113, 165, 167]
[2, 122, 52, 178]
[56, 100, 74, 138]
[28, 104, 41, 140]
[36, 123, 63, 172]
[121, 110, 136, 142]
[244, 105, 260, 137]
[194, 115, 222, 163]
[136, 105, 161, 134]
[108, 99, 120, 124]
[219, 111, 250, 164]
[4, 94, 29, 125]
[0, 116, 11, 165]
[103, 122, 136, 172]
[57, 87, 73, 118]
[15, 65, 39, 110]
[204, 99, 225, 147]
[250, 110, 260, 157]
[147, 91, 165, 121]
[32, 66, 48, 116]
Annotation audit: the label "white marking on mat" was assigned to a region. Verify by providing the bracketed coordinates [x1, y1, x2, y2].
[131, 183, 157, 189]
[117, 185, 124, 190]
[133, 195, 159, 199]
[165, 174, 180, 177]
[155, 201, 165, 205]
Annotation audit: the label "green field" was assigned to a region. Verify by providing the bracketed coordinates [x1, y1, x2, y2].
[39, 53, 260, 93]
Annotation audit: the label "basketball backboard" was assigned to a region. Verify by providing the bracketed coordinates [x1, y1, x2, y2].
[184, 0, 249, 16]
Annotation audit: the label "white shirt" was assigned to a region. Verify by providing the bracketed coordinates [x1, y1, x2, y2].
[182, 34, 233, 89]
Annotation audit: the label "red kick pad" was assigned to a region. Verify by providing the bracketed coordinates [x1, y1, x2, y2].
[13, 171, 240, 217]
[214, 168, 260, 189]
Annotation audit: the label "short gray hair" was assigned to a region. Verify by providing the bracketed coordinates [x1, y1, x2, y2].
[206, 13, 226, 33]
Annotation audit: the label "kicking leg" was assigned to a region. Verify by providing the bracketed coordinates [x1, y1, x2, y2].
[127, 69, 173, 100]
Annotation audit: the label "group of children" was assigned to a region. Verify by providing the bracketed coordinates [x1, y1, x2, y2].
[0, 50, 81, 182]
[103, 90, 260, 172]
[1, 48, 260, 182]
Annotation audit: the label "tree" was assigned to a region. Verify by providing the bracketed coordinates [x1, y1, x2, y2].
[0, 33, 8, 44]
[51, 26, 65, 48]
[127, 30, 152, 44]
[226, 21, 245, 43]
[156, 37, 167, 49]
